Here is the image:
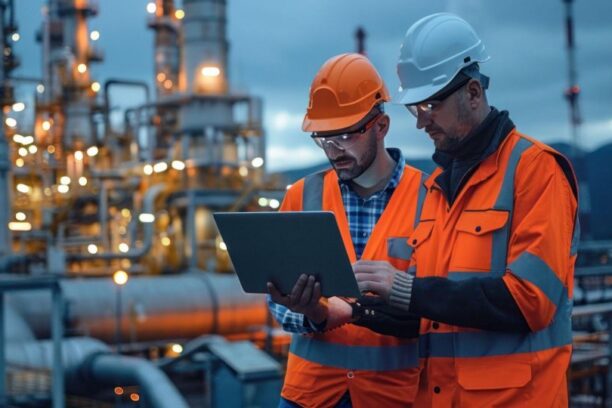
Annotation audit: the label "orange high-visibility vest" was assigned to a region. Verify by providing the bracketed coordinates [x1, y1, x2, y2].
[408, 130, 578, 407]
[280, 164, 426, 408]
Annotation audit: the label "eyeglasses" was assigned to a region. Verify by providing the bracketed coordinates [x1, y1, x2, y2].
[311, 113, 382, 150]
[405, 76, 471, 118]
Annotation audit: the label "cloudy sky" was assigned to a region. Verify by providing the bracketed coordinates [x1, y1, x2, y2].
[16, 0, 612, 170]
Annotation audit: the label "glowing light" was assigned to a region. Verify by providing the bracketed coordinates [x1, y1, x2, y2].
[86, 146, 99, 157]
[171, 344, 183, 353]
[42, 120, 51, 131]
[163, 79, 173, 89]
[78, 176, 88, 186]
[15, 158, 24, 167]
[60, 176, 71, 185]
[118, 243, 130, 253]
[5, 117, 17, 128]
[251, 157, 264, 168]
[219, 241, 227, 251]
[175, 9, 185, 19]
[77, 63, 87, 73]
[143, 164, 153, 175]
[87, 244, 98, 254]
[28, 145, 38, 154]
[114, 387, 124, 396]
[113, 270, 129, 285]
[18, 147, 28, 157]
[16, 184, 31, 194]
[90, 30, 100, 41]
[269, 199, 280, 209]
[258, 197, 269, 207]
[16, 212, 26, 221]
[121, 208, 131, 218]
[130, 393, 140, 402]
[36, 84, 45, 94]
[13, 134, 24, 144]
[47, 145, 56, 154]
[153, 162, 168, 173]
[57, 184, 69, 194]
[139, 213, 155, 223]
[11, 32, 20, 42]
[156, 72, 166, 82]
[12, 102, 25, 112]
[171, 160, 185, 171]
[161, 236, 171, 246]
[201, 66, 221, 77]
[21, 136, 34, 145]
[238, 166, 248, 177]
[146, 2, 156, 13]
[8, 222, 31, 231]
[44, 188, 51, 196]
[91, 82, 101, 92]
[74, 150, 84, 160]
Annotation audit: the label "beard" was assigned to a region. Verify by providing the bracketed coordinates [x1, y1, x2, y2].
[329, 136, 378, 181]
[432, 130, 462, 152]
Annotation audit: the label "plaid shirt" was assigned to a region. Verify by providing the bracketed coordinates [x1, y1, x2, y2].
[268, 148, 405, 333]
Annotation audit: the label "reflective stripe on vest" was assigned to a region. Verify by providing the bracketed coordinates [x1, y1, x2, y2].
[387, 172, 429, 261]
[303, 170, 326, 211]
[438, 138, 573, 358]
[490, 138, 533, 276]
[290, 334, 419, 370]
[420, 292, 572, 358]
[293, 167, 422, 370]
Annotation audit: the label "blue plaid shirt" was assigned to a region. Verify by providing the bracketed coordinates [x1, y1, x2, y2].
[268, 148, 405, 333]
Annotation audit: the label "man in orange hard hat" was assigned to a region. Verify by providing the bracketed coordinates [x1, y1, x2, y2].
[267, 53, 425, 408]
[355, 13, 579, 406]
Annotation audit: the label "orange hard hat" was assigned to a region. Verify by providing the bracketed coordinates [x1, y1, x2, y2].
[302, 53, 390, 132]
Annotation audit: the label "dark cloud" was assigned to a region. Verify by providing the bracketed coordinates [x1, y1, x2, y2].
[16, 0, 612, 169]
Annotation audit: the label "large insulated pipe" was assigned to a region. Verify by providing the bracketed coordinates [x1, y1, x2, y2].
[8, 273, 267, 342]
[6, 337, 188, 408]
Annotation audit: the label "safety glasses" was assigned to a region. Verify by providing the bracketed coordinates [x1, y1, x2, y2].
[405, 76, 471, 117]
[311, 113, 382, 150]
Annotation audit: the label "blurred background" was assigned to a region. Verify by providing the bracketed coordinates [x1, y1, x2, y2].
[0, 0, 611, 406]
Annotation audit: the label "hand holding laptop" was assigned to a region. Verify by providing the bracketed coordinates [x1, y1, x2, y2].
[267, 274, 328, 325]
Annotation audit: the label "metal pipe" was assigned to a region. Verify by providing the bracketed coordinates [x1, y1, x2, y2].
[103, 79, 151, 145]
[68, 183, 166, 261]
[0, 1, 12, 259]
[6, 337, 188, 407]
[8, 273, 267, 342]
[86, 353, 189, 408]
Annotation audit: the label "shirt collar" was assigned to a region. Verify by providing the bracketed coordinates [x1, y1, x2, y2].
[339, 147, 405, 196]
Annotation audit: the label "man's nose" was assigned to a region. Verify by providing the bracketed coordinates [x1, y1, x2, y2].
[324, 143, 345, 159]
[415, 110, 431, 130]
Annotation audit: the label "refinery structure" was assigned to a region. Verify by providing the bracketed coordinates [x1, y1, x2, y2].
[1, 0, 286, 406]
[1, 0, 612, 407]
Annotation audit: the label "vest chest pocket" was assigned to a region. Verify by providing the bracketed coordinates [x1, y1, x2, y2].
[449, 210, 509, 273]
[387, 237, 413, 271]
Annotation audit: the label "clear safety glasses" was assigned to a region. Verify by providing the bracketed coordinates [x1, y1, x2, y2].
[311, 113, 382, 151]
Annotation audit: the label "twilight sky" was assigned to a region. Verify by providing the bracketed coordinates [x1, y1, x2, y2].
[15, 0, 612, 170]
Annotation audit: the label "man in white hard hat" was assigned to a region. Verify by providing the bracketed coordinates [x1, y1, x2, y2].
[354, 13, 579, 407]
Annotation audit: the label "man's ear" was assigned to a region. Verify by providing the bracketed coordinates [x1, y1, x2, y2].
[376, 114, 390, 140]
[466, 79, 484, 107]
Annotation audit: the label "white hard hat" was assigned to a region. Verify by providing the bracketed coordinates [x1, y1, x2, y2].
[394, 13, 490, 105]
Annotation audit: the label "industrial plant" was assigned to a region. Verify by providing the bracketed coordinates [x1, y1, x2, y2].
[0, 0, 611, 407]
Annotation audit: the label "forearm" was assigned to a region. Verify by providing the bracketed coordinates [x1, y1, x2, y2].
[324, 297, 354, 330]
[393, 276, 530, 332]
[266, 295, 316, 334]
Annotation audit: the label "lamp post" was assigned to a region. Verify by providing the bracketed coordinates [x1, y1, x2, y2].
[113, 270, 128, 353]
